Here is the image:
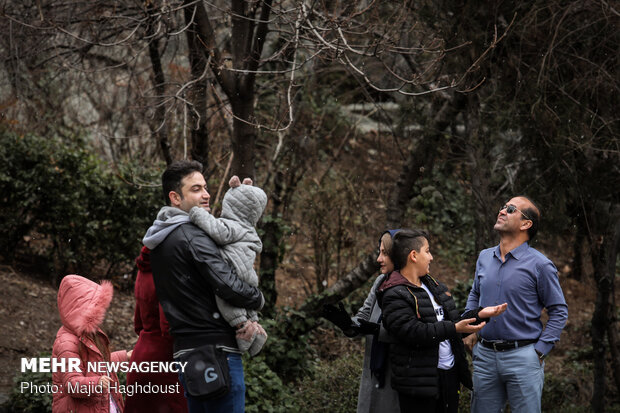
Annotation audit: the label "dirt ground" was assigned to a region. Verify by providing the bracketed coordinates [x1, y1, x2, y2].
[0, 248, 609, 407]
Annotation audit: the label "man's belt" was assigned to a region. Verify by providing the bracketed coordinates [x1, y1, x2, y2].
[479, 338, 537, 351]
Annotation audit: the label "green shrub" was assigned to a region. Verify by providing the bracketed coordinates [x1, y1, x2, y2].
[451, 278, 474, 312]
[541, 367, 583, 411]
[2, 352, 53, 413]
[408, 169, 476, 269]
[244, 355, 297, 413]
[0, 130, 161, 278]
[294, 351, 363, 413]
[3, 369, 53, 413]
[457, 387, 472, 413]
[2, 358, 128, 413]
[259, 308, 317, 383]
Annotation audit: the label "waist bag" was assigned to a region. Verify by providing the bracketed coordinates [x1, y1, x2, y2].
[179, 344, 230, 399]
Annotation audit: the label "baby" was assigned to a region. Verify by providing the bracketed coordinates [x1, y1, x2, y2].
[189, 176, 268, 356]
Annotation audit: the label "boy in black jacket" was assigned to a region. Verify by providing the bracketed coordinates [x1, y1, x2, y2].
[377, 229, 506, 413]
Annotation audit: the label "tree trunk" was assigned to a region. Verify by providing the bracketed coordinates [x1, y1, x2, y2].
[230, 98, 256, 179]
[385, 94, 466, 229]
[608, 303, 620, 402]
[258, 170, 285, 318]
[589, 202, 620, 413]
[259, 126, 310, 316]
[187, 0, 271, 179]
[184, 6, 210, 169]
[569, 209, 586, 280]
[147, 24, 172, 165]
[605, 205, 620, 401]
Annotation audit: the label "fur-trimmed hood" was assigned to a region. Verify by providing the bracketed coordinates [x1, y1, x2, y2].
[57, 274, 113, 336]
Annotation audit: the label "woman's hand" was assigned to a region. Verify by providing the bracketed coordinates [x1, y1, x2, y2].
[98, 375, 112, 391]
[479, 303, 508, 319]
[127, 350, 133, 360]
[455, 318, 486, 334]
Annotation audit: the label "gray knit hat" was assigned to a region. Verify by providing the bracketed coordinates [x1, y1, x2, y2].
[221, 176, 267, 226]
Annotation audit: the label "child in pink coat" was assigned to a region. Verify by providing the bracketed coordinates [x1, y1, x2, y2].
[52, 274, 131, 413]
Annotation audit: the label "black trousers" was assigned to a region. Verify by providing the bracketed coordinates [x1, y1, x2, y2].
[398, 366, 460, 413]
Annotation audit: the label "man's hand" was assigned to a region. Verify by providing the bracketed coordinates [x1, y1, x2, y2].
[322, 302, 354, 332]
[463, 333, 478, 354]
[479, 303, 508, 319]
[455, 318, 486, 334]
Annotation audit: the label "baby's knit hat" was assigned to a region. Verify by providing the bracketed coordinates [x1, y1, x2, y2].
[221, 175, 267, 226]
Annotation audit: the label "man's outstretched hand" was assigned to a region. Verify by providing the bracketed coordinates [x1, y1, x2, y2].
[479, 303, 508, 319]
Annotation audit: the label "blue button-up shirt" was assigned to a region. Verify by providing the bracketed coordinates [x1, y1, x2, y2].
[465, 242, 568, 355]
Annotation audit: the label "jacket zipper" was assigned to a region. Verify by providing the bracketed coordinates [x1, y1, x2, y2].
[406, 287, 421, 319]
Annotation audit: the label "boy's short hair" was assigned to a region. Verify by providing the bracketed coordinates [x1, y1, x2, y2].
[161, 160, 203, 205]
[390, 229, 430, 270]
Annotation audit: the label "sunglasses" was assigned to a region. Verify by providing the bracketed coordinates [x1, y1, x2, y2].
[500, 204, 532, 221]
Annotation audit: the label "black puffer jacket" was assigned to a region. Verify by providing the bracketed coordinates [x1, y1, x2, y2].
[150, 222, 264, 352]
[377, 271, 472, 398]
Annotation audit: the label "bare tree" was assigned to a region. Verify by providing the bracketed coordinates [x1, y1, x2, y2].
[1, 0, 517, 325]
[0, 0, 494, 169]
[299, 90, 468, 315]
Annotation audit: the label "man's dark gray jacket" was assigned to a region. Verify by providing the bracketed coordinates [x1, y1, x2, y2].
[150, 222, 264, 352]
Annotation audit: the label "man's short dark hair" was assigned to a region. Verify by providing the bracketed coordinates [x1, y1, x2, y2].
[161, 160, 203, 205]
[516, 195, 540, 241]
[390, 229, 430, 271]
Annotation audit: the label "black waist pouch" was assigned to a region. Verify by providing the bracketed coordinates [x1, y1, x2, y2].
[179, 344, 230, 400]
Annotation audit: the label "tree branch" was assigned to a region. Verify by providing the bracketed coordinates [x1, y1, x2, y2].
[187, 0, 234, 96]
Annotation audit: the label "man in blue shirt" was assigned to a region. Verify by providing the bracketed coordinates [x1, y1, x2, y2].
[464, 196, 568, 413]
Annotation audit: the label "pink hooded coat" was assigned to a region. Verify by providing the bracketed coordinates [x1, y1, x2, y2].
[52, 275, 127, 413]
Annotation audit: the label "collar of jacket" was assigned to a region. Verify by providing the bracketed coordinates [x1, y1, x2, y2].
[78, 329, 110, 359]
[378, 271, 440, 292]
